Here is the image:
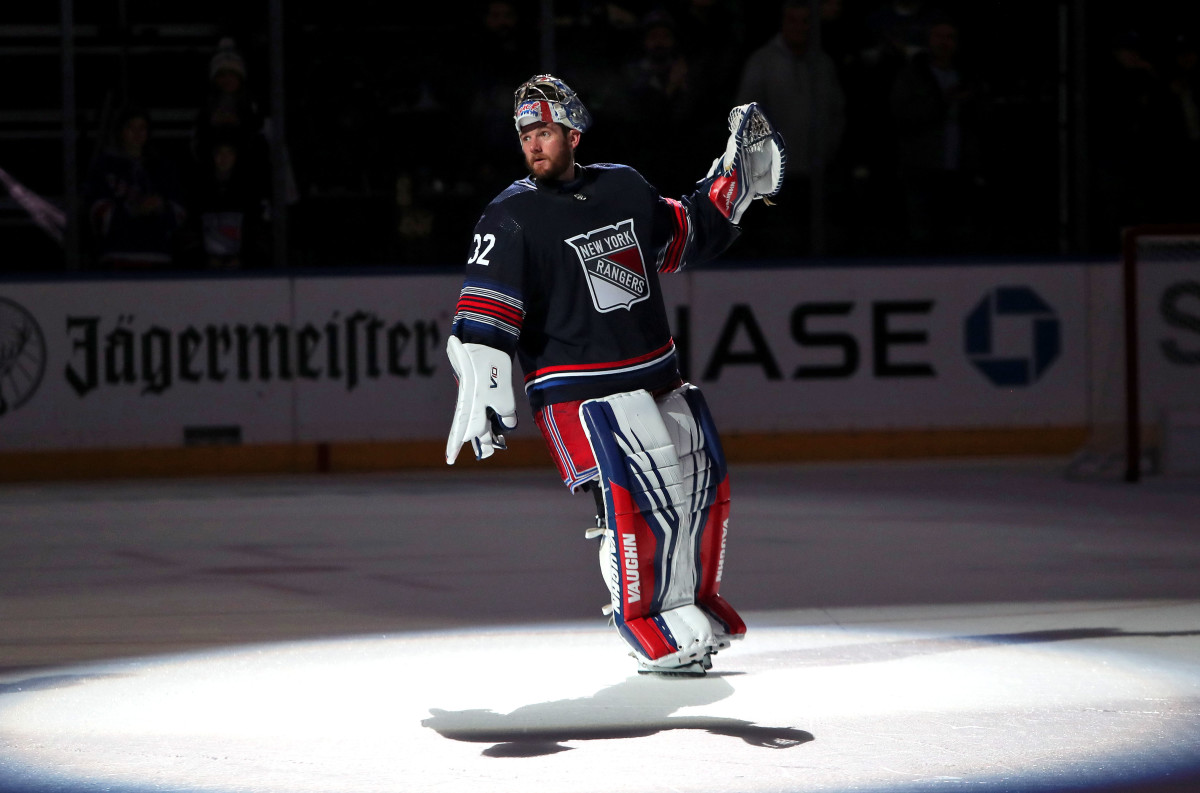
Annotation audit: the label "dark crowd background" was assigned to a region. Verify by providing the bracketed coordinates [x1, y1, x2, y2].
[1, 0, 1198, 274]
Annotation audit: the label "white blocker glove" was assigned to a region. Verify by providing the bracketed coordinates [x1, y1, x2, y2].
[706, 102, 787, 225]
[445, 335, 518, 464]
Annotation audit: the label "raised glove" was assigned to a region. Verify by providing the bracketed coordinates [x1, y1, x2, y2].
[445, 335, 518, 464]
[706, 102, 787, 225]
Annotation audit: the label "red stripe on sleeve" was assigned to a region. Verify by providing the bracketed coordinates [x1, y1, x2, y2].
[457, 296, 524, 324]
[660, 198, 689, 273]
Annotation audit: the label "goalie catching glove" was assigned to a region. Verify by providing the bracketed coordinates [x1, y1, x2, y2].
[706, 102, 787, 225]
[445, 335, 518, 464]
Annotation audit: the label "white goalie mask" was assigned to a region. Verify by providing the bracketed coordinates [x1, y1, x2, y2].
[513, 74, 593, 133]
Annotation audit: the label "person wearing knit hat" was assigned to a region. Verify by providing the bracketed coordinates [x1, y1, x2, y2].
[209, 37, 246, 82]
[193, 37, 269, 223]
[83, 105, 187, 268]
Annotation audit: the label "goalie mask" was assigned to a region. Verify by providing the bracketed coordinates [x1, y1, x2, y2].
[514, 74, 593, 133]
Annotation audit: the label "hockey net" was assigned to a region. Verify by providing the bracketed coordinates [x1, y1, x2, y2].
[1067, 225, 1200, 481]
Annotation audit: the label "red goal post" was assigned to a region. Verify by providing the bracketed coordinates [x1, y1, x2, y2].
[1120, 224, 1200, 482]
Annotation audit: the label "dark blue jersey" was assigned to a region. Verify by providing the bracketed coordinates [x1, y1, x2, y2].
[451, 163, 739, 411]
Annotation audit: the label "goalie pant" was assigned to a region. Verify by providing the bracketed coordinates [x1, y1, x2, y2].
[580, 385, 746, 663]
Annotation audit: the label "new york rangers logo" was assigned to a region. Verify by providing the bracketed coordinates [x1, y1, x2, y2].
[566, 219, 650, 313]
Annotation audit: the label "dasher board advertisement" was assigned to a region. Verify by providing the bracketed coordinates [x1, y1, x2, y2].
[663, 263, 1089, 432]
[1, 262, 1097, 451]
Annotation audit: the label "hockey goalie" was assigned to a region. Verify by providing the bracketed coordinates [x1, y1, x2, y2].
[445, 74, 785, 675]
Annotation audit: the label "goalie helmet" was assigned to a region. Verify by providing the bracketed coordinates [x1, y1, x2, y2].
[513, 74, 592, 133]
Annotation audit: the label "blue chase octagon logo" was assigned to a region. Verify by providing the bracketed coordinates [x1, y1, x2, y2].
[0, 296, 47, 416]
[965, 286, 1060, 387]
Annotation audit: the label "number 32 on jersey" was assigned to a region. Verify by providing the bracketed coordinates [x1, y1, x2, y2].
[468, 233, 496, 265]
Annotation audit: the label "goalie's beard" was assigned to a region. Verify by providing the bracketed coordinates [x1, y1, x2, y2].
[524, 145, 576, 183]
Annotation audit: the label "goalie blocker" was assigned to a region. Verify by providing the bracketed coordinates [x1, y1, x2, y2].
[445, 336, 518, 464]
[580, 386, 745, 673]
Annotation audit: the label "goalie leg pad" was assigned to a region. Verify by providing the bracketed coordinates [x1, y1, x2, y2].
[660, 385, 746, 643]
[581, 388, 744, 662]
[594, 521, 718, 664]
[581, 390, 681, 659]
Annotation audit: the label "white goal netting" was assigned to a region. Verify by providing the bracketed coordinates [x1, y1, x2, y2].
[1068, 227, 1200, 480]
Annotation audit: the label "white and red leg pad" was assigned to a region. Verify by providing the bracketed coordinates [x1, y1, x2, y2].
[594, 525, 717, 666]
[581, 387, 744, 664]
[664, 385, 747, 645]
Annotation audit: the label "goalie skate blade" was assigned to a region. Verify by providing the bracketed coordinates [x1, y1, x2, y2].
[637, 660, 709, 677]
[710, 632, 745, 653]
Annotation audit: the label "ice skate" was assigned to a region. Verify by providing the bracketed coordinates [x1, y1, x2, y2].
[636, 650, 712, 677]
[700, 597, 747, 654]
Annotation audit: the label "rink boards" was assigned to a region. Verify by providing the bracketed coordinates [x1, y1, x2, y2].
[0, 259, 1192, 477]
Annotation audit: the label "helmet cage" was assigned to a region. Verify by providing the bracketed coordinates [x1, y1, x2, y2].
[513, 74, 592, 133]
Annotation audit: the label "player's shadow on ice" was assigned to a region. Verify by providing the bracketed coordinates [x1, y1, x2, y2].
[422, 673, 812, 757]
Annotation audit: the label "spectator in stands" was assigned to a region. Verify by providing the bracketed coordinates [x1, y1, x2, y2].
[735, 0, 846, 256]
[619, 10, 706, 194]
[193, 38, 270, 202]
[549, 0, 645, 167]
[83, 106, 187, 269]
[889, 18, 987, 253]
[862, 0, 942, 66]
[466, 0, 540, 201]
[192, 37, 270, 197]
[389, 0, 538, 266]
[184, 132, 270, 270]
[1088, 30, 1174, 251]
[839, 1, 943, 254]
[673, 0, 746, 122]
[825, 0, 905, 254]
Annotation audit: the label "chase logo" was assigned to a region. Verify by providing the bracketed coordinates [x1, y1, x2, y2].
[965, 286, 1060, 386]
[0, 296, 47, 416]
